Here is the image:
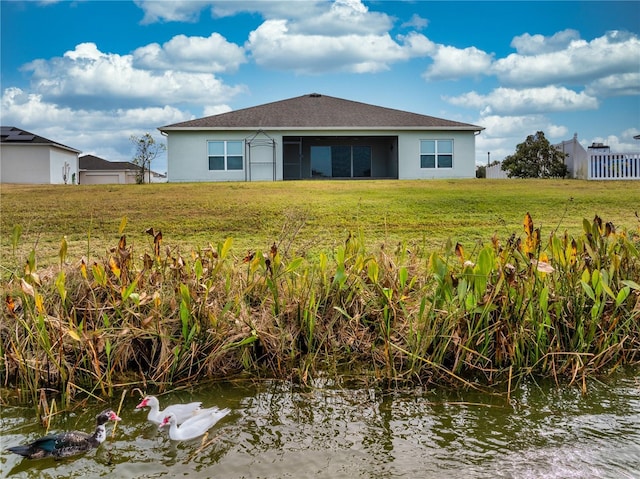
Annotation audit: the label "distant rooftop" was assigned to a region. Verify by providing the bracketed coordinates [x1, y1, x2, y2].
[0, 126, 81, 153]
[79, 154, 140, 171]
[588, 142, 610, 149]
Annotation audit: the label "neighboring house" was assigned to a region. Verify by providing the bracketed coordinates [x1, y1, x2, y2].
[486, 134, 640, 180]
[158, 93, 484, 182]
[557, 137, 640, 180]
[79, 155, 140, 184]
[555, 133, 588, 179]
[0, 126, 80, 184]
[79, 154, 167, 184]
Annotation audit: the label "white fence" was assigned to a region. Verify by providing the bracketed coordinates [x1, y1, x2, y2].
[589, 153, 640, 180]
[485, 163, 508, 179]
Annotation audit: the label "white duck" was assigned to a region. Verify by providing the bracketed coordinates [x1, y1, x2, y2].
[159, 407, 230, 441]
[136, 395, 202, 425]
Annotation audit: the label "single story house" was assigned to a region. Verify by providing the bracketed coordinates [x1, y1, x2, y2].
[0, 126, 80, 184]
[79, 154, 167, 184]
[159, 94, 484, 182]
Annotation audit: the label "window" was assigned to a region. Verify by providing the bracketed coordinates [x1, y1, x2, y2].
[208, 141, 244, 171]
[420, 140, 453, 168]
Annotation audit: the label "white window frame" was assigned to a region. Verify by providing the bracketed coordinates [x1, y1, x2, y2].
[207, 140, 244, 171]
[420, 139, 454, 169]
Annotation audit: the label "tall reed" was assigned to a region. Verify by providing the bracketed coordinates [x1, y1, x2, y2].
[1, 214, 639, 414]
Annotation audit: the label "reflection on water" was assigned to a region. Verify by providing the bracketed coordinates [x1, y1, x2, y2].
[1, 373, 639, 478]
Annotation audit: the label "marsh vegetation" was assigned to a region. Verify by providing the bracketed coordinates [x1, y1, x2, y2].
[1, 180, 639, 416]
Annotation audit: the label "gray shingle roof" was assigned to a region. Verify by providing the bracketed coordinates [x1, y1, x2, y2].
[79, 154, 140, 171]
[160, 94, 483, 131]
[0, 126, 81, 153]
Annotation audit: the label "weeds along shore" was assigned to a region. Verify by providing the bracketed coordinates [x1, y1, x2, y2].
[1, 213, 639, 410]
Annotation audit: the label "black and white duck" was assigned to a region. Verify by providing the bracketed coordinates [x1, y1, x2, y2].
[6, 409, 121, 459]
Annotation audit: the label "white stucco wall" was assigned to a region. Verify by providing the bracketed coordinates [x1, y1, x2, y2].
[396, 131, 477, 179]
[555, 136, 588, 179]
[165, 128, 478, 182]
[1, 144, 51, 183]
[167, 131, 259, 182]
[50, 147, 79, 184]
[0, 144, 79, 184]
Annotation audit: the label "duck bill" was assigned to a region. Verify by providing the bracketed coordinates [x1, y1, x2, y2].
[111, 412, 122, 422]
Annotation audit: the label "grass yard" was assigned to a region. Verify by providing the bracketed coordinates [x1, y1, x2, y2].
[2, 179, 639, 271]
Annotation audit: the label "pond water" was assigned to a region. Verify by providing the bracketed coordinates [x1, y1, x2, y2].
[1, 372, 639, 479]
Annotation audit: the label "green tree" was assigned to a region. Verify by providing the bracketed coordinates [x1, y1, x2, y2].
[130, 133, 166, 184]
[501, 131, 569, 178]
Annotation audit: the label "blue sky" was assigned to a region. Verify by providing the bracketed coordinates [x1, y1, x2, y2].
[1, 0, 639, 174]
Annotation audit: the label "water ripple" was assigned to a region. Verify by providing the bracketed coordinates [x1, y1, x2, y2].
[1, 373, 639, 478]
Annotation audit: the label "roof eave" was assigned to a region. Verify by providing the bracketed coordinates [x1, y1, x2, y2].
[159, 126, 484, 132]
[1, 141, 82, 154]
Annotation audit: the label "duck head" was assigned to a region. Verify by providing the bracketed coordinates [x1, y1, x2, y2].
[97, 409, 122, 426]
[158, 413, 175, 429]
[136, 396, 158, 410]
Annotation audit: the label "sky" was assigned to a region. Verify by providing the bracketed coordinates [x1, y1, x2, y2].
[1, 0, 639, 174]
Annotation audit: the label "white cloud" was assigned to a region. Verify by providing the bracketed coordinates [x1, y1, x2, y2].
[235, 0, 422, 74]
[134, 0, 204, 24]
[292, 0, 392, 36]
[474, 113, 568, 163]
[510, 29, 581, 55]
[2, 87, 73, 125]
[622, 127, 640, 140]
[1, 87, 190, 132]
[207, 0, 326, 21]
[1, 86, 194, 169]
[396, 32, 436, 56]
[586, 72, 640, 97]
[493, 30, 640, 87]
[446, 86, 598, 115]
[423, 45, 493, 80]
[477, 114, 566, 139]
[134, 0, 406, 74]
[22, 43, 246, 109]
[202, 104, 233, 117]
[401, 14, 428, 30]
[584, 134, 639, 153]
[133, 33, 246, 73]
[135, 0, 389, 34]
[246, 19, 429, 74]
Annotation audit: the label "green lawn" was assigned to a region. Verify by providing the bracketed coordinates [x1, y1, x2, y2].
[1, 179, 638, 270]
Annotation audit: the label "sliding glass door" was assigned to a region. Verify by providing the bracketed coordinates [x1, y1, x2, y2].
[311, 145, 371, 178]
